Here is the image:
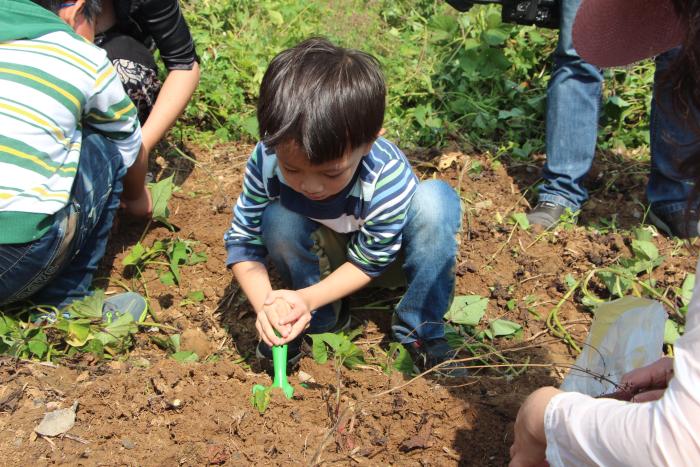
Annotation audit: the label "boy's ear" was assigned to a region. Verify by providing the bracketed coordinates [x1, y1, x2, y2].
[377, 127, 386, 137]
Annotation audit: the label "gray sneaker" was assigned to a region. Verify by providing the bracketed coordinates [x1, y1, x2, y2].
[526, 201, 571, 229]
[102, 292, 148, 322]
[648, 208, 700, 239]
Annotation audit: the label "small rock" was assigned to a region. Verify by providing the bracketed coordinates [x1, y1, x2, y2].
[35, 401, 78, 437]
[122, 438, 135, 450]
[180, 328, 211, 357]
[297, 370, 315, 384]
[45, 401, 61, 411]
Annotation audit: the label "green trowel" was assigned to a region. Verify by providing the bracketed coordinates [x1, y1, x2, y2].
[252, 343, 295, 399]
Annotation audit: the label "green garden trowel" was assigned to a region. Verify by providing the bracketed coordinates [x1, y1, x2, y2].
[252, 343, 295, 399]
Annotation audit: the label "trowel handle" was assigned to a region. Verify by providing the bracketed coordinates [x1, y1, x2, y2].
[271, 344, 288, 386]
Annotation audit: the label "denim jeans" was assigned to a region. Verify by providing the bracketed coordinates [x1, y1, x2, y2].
[537, 0, 602, 211]
[647, 50, 699, 216]
[538, 0, 697, 213]
[0, 131, 126, 309]
[261, 179, 461, 343]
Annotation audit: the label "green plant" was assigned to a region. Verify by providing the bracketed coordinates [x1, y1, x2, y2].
[310, 328, 366, 369]
[123, 239, 207, 286]
[0, 291, 143, 361]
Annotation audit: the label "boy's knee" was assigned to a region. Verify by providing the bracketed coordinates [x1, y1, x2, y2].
[410, 180, 461, 228]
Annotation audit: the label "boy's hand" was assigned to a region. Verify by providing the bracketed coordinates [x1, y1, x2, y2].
[120, 186, 153, 218]
[256, 297, 293, 347]
[264, 290, 312, 344]
[619, 357, 674, 402]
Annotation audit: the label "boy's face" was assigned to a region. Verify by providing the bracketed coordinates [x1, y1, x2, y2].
[276, 140, 372, 201]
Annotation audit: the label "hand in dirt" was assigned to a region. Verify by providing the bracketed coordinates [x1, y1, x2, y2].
[256, 297, 293, 347]
[120, 186, 153, 218]
[509, 386, 560, 467]
[619, 357, 674, 403]
[263, 290, 312, 344]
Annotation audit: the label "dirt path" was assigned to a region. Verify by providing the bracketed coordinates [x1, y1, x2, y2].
[0, 142, 693, 466]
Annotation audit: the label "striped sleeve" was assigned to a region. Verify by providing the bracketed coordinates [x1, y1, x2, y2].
[84, 60, 141, 167]
[347, 150, 417, 276]
[224, 143, 271, 266]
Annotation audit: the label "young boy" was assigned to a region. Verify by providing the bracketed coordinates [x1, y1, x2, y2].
[0, 0, 151, 317]
[225, 38, 464, 376]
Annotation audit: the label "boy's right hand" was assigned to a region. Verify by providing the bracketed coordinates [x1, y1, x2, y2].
[256, 297, 294, 347]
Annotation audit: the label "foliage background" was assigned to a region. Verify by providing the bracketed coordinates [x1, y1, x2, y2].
[182, 0, 654, 157]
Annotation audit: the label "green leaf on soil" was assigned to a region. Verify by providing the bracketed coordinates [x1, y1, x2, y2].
[511, 212, 530, 230]
[631, 239, 659, 262]
[171, 350, 199, 363]
[27, 330, 48, 358]
[388, 342, 414, 375]
[149, 175, 176, 229]
[251, 385, 272, 414]
[444, 295, 488, 326]
[122, 242, 146, 267]
[66, 291, 104, 320]
[488, 319, 522, 338]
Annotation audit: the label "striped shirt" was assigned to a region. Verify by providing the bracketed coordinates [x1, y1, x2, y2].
[0, 30, 141, 243]
[224, 138, 418, 277]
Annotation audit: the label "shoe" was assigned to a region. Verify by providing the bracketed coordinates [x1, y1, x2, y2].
[526, 201, 571, 229]
[33, 292, 148, 323]
[102, 292, 148, 322]
[648, 208, 699, 239]
[256, 299, 352, 365]
[406, 337, 469, 378]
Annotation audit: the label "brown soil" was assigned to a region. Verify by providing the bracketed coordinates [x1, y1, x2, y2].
[0, 141, 694, 466]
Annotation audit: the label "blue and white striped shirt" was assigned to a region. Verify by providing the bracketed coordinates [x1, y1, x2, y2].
[224, 137, 418, 277]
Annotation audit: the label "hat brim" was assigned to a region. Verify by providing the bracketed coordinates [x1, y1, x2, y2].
[572, 0, 685, 67]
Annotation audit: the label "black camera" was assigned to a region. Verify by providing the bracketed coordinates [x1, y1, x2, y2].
[446, 0, 560, 29]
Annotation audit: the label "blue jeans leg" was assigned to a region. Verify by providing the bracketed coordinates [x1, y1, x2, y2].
[538, 0, 603, 211]
[10, 132, 126, 309]
[261, 202, 338, 333]
[392, 180, 461, 343]
[647, 48, 699, 215]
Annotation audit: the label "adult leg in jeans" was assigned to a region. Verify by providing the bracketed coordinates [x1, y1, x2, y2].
[391, 180, 461, 344]
[647, 48, 700, 235]
[261, 202, 338, 333]
[31, 131, 127, 309]
[536, 0, 603, 212]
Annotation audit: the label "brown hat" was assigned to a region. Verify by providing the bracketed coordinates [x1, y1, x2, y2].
[572, 0, 686, 67]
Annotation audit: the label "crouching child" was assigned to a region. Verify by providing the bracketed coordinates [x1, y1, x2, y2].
[224, 38, 464, 376]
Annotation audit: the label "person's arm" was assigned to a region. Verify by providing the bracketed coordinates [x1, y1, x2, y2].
[135, 0, 200, 152]
[511, 298, 700, 466]
[140, 63, 200, 154]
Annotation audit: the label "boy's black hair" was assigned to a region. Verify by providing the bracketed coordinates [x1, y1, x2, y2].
[257, 37, 386, 164]
[32, 0, 102, 21]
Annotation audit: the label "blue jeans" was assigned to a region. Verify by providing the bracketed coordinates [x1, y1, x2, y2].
[538, 0, 697, 212]
[647, 50, 699, 215]
[0, 131, 126, 309]
[261, 180, 461, 343]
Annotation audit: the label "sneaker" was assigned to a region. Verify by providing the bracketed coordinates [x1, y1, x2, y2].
[102, 292, 148, 322]
[648, 208, 699, 239]
[406, 337, 469, 378]
[526, 201, 571, 229]
[256, 299, 352, 365]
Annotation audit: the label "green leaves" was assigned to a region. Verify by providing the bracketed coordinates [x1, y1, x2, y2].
[122, 239, 208, 286]
[386, 342, 414, 375]
[445, 295, 488, 326]
[149, 175, 176, 230]
[310, 329, 365, 369]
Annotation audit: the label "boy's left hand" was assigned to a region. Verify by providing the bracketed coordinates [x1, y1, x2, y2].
[264, 290, 312, 344]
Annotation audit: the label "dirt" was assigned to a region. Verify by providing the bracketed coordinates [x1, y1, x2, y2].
[0, 141, 694, 466]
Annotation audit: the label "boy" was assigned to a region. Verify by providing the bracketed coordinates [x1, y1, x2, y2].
[225, 38, 464, 376]
[0, 0, 151, 317]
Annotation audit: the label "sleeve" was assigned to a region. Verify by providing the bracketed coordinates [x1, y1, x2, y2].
[544, 284, 700, 467]
[346, 158, 417, 277]
[84, 58, 142, 168]
[135, 0, 199, 70]
[224, 144, 271, 267]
